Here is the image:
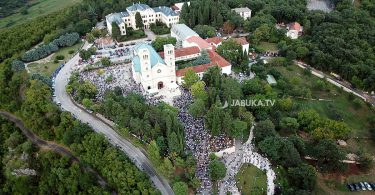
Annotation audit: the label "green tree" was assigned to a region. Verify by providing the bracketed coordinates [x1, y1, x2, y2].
[280, 117, 299, 134]
[208, 159, 226, 181]
[82, 98, 93, 109]
[188, 98, 206, 117]
[253, 119, 277, 145]
[152, 37, 177, 52]
[182, 69, 200, 89]
[217, 38, 243, 66]
[101, 57, 111, 67]
[135, 12, 144, 29]
[259, 136, 302, 167]
[111, 22, 121, 41]
[190, 81, 208, 101]
[287, 163, 317, 191]
[310, 140, 345, 172]
[173, 182, 188, 195]
[159, 158, 175, 180]
[231, 119, 247, 138]
[148, 141, 161, 166]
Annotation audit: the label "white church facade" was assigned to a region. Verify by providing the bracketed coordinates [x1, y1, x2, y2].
[132, 43, 177, 93]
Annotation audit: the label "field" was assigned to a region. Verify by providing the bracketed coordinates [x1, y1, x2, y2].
[255, 42, 278, 53]
[263, 59, 375, 194]
[28, 42, 83, 77]
[236, 164, 267, 195]
[0, 0, 81, 29]
[266, 64, 375, 141]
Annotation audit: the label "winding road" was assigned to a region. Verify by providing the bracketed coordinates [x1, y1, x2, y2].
[0, 110, 109, 189]
[54, 43, 174, 195]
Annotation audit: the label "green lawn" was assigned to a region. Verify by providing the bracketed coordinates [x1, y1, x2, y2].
[236, 164, 267, 195]
[256, 42, 278, 53]
[28, 42, 83, 77]
[264, 62, 375, 154]
[0, 0, 81, 29]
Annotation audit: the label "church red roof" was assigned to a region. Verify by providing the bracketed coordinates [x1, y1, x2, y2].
[205, 37, 223, 45]
[186, 36, 212, 50]
[159, 46, 200, 58]
[288, 22, 301, 31]
[176, 50, 230, 77]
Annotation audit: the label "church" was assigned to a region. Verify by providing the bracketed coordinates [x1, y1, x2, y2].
[131, 43, 177, 93]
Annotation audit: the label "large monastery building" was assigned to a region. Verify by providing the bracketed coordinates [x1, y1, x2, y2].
[106, 3, 180, 36]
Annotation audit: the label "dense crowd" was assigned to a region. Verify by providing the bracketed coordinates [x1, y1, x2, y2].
[173, 88, 234, 193]
[173, 88, 212, 193]
[80, 64, 141, 101]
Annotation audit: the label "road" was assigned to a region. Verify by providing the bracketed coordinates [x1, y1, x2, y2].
[0, 110, 110, 190]
[295, 61, 375, 106]
[54, 43, 174, 195]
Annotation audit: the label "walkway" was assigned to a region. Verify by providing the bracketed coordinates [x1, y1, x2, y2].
[219, 126, 276, 195]
[0, 110, 110, 190]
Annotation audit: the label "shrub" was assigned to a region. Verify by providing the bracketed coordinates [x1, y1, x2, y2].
[55, 55, 65, 60]
[68, 50, 75, 54]
[22, 33, 79, 62]
[11, 60, 25, 72]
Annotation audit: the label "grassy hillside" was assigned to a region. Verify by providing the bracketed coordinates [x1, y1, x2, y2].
[0, 0, 81, 29]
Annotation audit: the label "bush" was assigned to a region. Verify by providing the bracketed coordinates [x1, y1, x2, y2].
[53, 59, 59, 63]
[11, 60, 25, 72]
[55, 55, 65, 60]
[68, 50, 75, 54]
[22, 33, 80, 62]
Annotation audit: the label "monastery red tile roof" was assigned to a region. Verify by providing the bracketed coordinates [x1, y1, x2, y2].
[235, 37, 249, 45]
[186, 36, 212, 50]
[176, 50, 230, 77]
[205, 37, 223, 45]
[159, 46, 200, 58]
[288, 22, 301, 31]
[171, 5, 179, 11]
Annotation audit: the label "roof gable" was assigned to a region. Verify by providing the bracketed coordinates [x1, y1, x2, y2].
[133, 43, 166, 73]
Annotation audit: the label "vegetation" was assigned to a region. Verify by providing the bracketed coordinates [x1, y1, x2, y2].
[236, 164, 267, 195]
[26, 31, 82, 59]
[0, 0, 81, 29]
[150, 21, 170, 35]
[193, 25, 216, 38]
[0, 117, 108, 194]
[152, 37, 177, 52]
[28, 42, 83, 77]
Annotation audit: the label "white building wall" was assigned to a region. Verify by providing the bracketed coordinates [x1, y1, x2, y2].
[287, 30, 299, 39]
[242, 44, 249, 54]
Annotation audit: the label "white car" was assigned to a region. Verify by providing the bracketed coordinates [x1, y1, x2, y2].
[364, 182, 372, 190]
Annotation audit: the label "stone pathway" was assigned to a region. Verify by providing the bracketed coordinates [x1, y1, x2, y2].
[219, 125, 276, 195]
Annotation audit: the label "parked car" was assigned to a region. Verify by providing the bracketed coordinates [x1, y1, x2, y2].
[360, 182, 366, 190]
[364, 182, 373, 190]
[347, 184, 355, 191]
[353, 183, 360, 191]
[370, 183, 375, 190]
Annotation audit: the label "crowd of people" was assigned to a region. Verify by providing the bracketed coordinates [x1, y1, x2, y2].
[79, 64, 141, 101]
[210, 135, 233, 152]
[173, 88, 235, 193]
[173, 88, 213, 193]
